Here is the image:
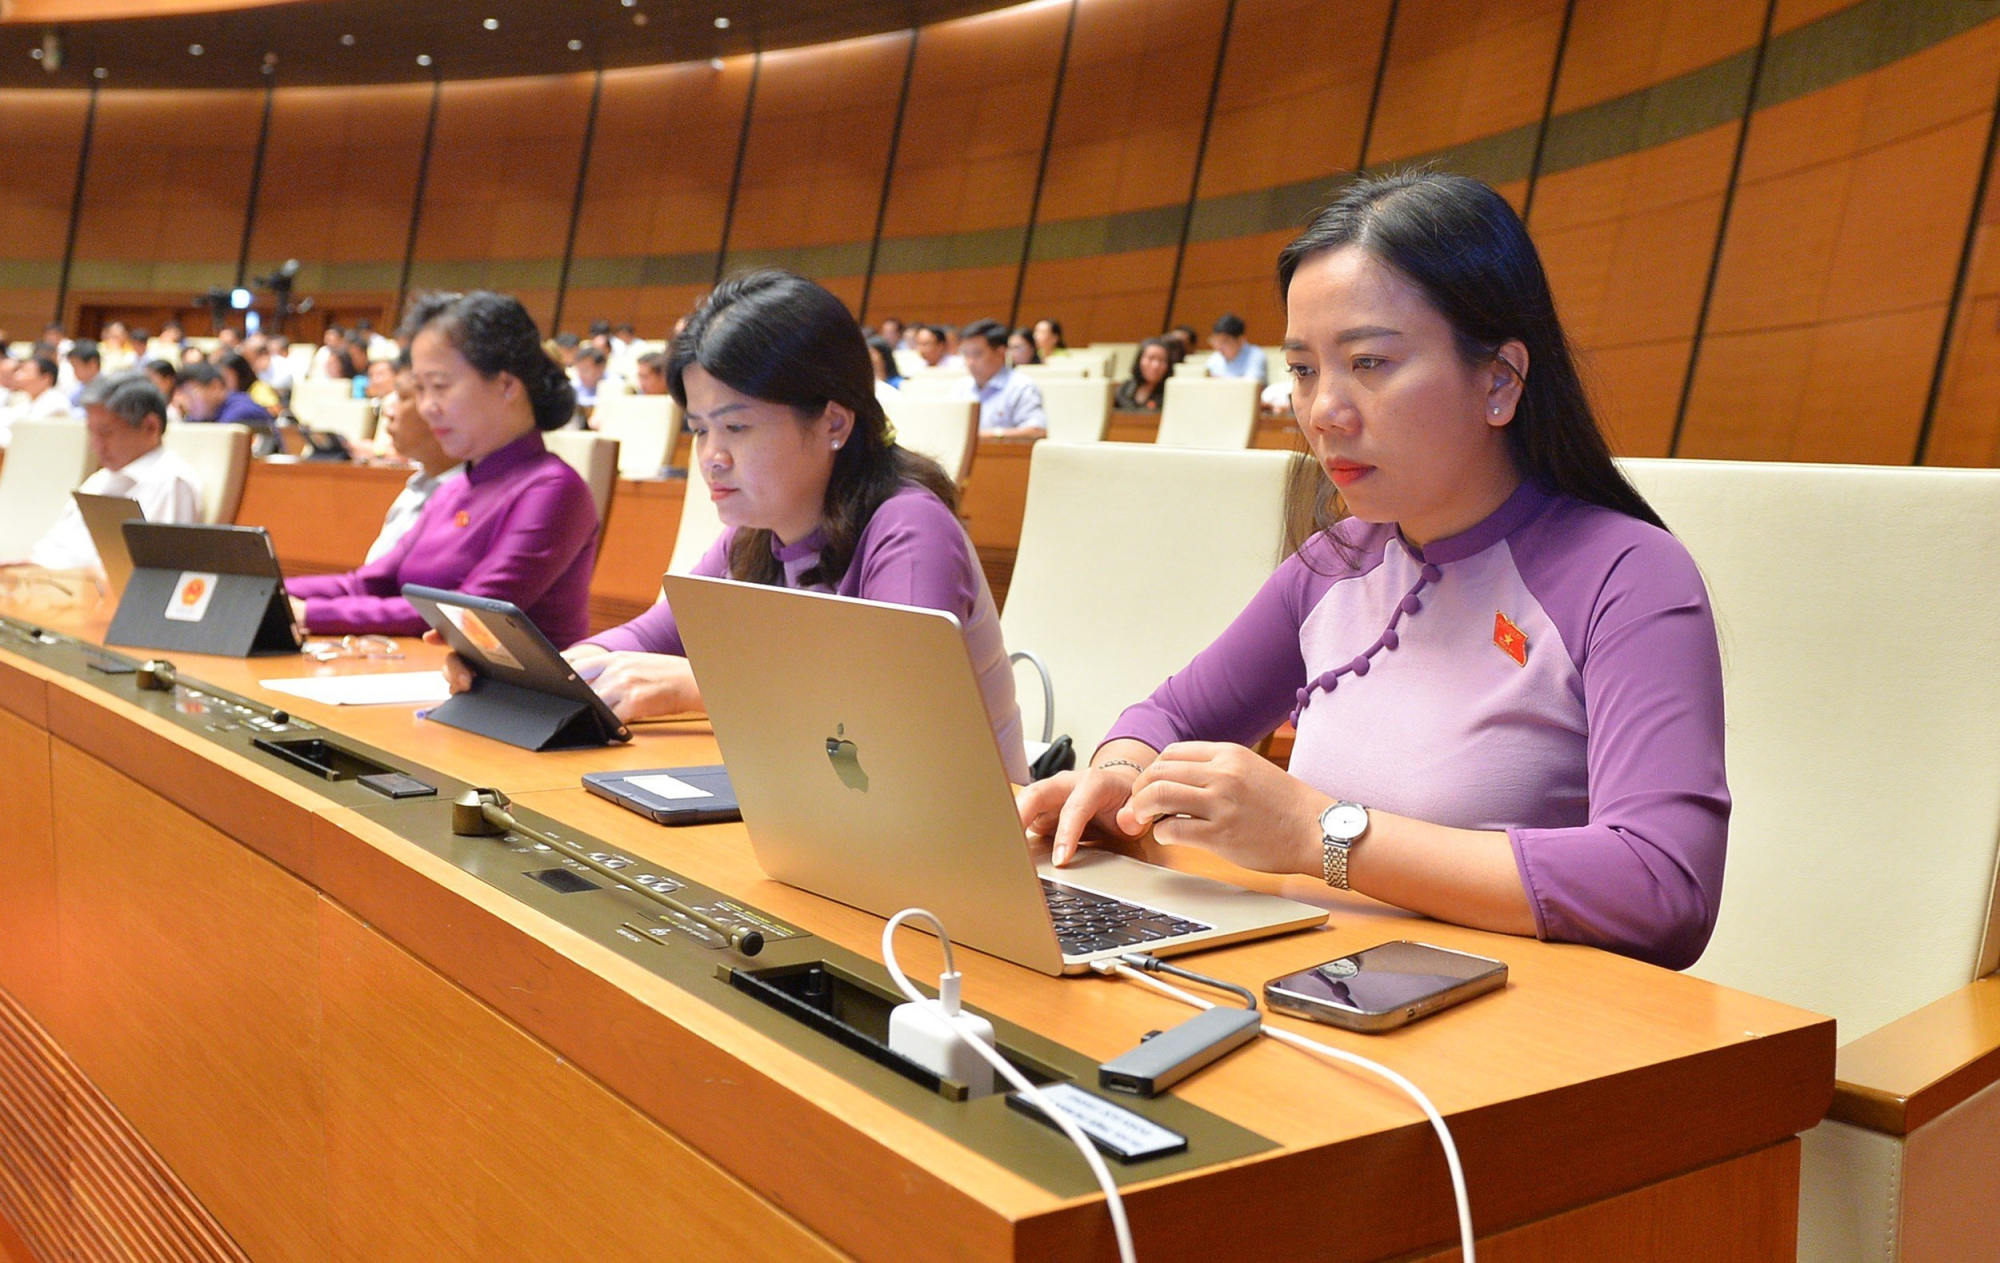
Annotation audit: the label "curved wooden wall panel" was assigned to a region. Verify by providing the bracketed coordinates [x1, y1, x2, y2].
[1014, 0, 1227, 344]
[1926, 132, 2000, 467]
[1527, 0, 1769, 456]
[864, 1, 1069, 328]
[63, 88, 264, 314]
[722, 32, 911, 313]
[243, 82, 433, 310]
[563, 58, 757, 332]
[1679, 17, 2000, 463]
[404, 72, 596, 331]
[1167, 0, 1393, 346]
[0, 90, 89, 336]
[7, 0, 2000, 467]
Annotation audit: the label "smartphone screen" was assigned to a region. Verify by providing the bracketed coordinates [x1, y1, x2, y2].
[1268, 942, 1504, 1015]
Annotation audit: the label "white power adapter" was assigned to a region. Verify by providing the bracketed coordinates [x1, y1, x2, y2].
[887, 969, 997, 1098]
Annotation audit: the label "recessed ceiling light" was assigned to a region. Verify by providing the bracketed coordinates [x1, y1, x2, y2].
[714, 16, 730, 28]
[483, 17, 499, 29]
[340, 33, 355, 46]
[567, 39, 584, 51]
[93, 66, 107, 79]
[620, 0, 636, 7]
[416, 54, 432, 66]
[633, 11, 648, 25]
[29, 48, 42, 60]
[188, 44, 204, 56]
[709, 57, 725, 70]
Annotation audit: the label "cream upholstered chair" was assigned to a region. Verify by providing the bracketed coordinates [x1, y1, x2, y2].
[593, 394, 682, 479]
[1619, 458, 2000, 1263]
[1000, 443, 1297, 753]
[540, 430, 620, 526]
[1091, 342, 1140, 380]
[1016, 361, 1089, 380]
[297, 397, 376, 444]
[0, 420, 95, 559]
[896, 373, 970, 402]
[668, 461, 726, 574]
[892, 348, 926, 379]
[289, 378, 360, 428]
[885, 398, 979, 482]
[1157, 377, 1260, 450]
[1035, 377, 1112, 444]
[161, 423, 253, 524]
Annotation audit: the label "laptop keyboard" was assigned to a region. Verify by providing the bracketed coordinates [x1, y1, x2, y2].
[1040, 879, 1213, 957]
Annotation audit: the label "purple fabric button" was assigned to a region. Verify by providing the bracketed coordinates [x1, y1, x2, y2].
[1400, 594, 1422, 615]
[1421, 564, 1442, 584]
[1349, 655, 1371, 676]
[1380, 628, 1399, 650]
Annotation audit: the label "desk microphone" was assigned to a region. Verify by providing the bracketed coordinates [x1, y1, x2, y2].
[451, 788, 762, 955]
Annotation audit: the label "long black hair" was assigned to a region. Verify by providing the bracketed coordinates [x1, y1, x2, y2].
[401, 290, 576, 431]
[1276, 171, 1663, 555]
[668, 269, 957, 588]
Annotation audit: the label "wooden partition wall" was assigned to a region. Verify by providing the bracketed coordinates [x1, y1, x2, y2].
[21, 0, 2000, 467]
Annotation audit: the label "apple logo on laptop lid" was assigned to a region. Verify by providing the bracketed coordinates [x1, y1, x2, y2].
[824, 723, 868, 792]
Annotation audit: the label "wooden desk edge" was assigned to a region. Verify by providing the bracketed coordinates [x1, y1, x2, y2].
[1829, 975, 2000, 1136]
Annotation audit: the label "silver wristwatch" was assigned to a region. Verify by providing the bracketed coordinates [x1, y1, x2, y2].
[1319, 800, 1370, 890]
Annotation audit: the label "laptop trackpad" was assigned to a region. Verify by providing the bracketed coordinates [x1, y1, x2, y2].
[1033, 844, 1325, 935]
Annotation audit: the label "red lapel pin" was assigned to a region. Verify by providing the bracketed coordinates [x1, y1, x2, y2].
[1494, 611, 1528, 666]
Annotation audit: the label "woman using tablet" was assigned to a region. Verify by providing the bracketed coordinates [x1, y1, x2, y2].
[287, 292, 597, 644]
[446, 270, 1027, 781]
[1017, 173, 1728, 970]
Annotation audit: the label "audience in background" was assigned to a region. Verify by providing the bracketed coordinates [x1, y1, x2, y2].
[877, 317, 907, 350]
[146, 320, 186, 364]
[1031, 318, 1070, 362]
[952, 319, 1047, 438]
[1006, 328, 1040, 367]
[862, 332, 898, 382]
[64, 340, 101, 406]
[286, 290, 597, 642]
[98, 322, 138, 372]
[4, 356, 77, 443]
[363, 357, 397, 404]
[1205, 312, 1267, 384]
[570, 345, 615, 415]
[607, 321, 643, 379]
[262, 334, 295, 397]
[1114, 337, 1177, 412]
[633, 351, 669, 396]
[1165, 324, 1198, 357]
[217, 351, 281, 417]
[364, 357, 464, 563]
[17, 374, 202, 573]
[911, 324, 959, 370]
[179, 360, 273, 432]
[142, 360, 182, 420]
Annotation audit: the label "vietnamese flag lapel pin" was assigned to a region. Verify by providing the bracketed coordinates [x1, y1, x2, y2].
[1494, 611, 1528, 666]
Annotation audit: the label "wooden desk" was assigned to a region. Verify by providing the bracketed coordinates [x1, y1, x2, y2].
[0, 601, 1833, 1262]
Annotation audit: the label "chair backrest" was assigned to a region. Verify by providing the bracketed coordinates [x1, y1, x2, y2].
[592, 394, 682, 478]
[669, 462, 727, 574]
[892, 348, 927, 379]
[291, 378, 361, 425]
[539, 430, 620, 525]
[1619, 458, 2000, 1039]
[897, 373, 970, 402]
[1090, 342, 1141, 380]
[1016, 362, 1090, 380]
[160, 423, 252, 524]
[886, 398, 979, 482]
[1001, 443, 1298, 751]
[0, 420, 95, 558]
[1035, 377, 1112, 444]
[1157, 377, 1260, 449]
[297, 397, 376, 443]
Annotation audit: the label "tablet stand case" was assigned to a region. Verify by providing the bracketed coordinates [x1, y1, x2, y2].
[106, 524, 300, 658]
[422, 678, 620, 751]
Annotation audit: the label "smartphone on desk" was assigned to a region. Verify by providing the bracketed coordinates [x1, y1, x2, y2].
[1264, 942, 1507, 1033]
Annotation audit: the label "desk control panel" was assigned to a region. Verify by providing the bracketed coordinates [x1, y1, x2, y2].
[0, 618, 1274, 1194]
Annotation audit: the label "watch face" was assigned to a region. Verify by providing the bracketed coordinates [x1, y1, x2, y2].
[1323, 802, 1368, 842]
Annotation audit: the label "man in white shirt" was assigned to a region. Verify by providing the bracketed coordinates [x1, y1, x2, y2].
[951, 319, 1047, 437]
[1, 355, 77, 447]
[65, 341, 101, 407]
[1205, 312, 1268, 384]
[18, 373, 203, 573]
[364, 360, 463, 562]
[911, 324, 962, 372]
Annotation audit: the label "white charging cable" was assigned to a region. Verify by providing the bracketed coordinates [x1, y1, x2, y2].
[1096, 958, 1475, 1262]
[882, 909, 1137, 1263]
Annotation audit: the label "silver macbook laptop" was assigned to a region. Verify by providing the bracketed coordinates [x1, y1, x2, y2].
[74, 491, 144, 601]
[663, 574, 1327, 976]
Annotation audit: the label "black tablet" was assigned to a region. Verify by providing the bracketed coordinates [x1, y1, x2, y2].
[582, 766, 740, 825]
[402, 584, 630, 750]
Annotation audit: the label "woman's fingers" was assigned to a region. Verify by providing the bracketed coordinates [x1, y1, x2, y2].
[441, 652, 474, 694]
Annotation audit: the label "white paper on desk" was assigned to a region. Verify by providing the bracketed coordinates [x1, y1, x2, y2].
[624, 773, 714, 800]
[259, 671, 452, 706]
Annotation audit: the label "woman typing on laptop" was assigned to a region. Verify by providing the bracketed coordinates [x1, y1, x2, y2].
[440, 270, 1029, 782]
[1017, 173, 1729, 970]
